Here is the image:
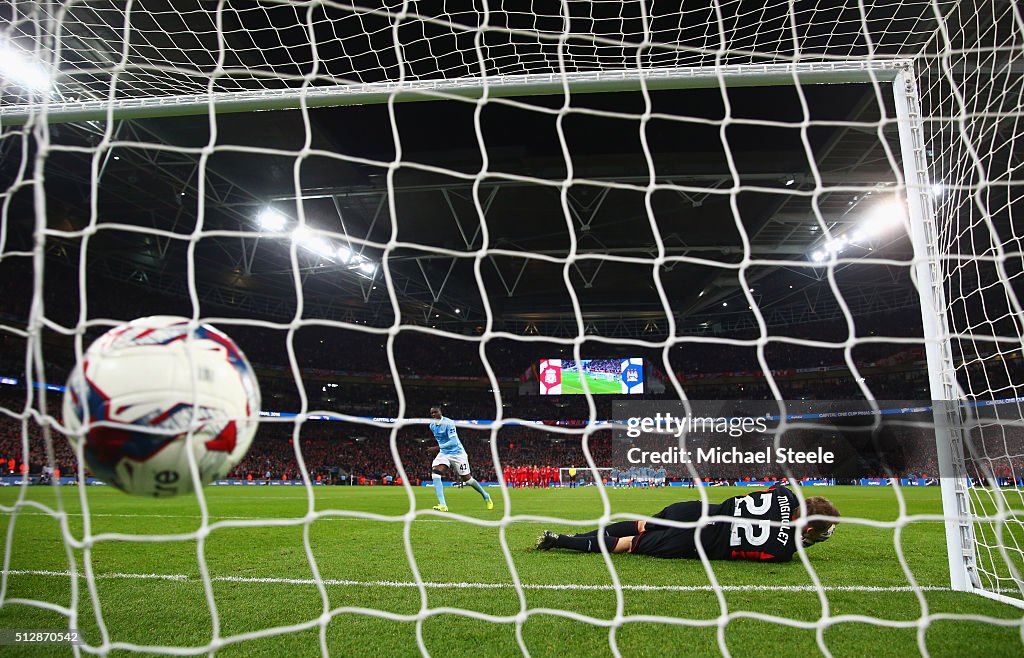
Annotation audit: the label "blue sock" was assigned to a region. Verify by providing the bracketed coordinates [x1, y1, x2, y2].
[432, 473, 446, 506]
[465, 478, 489, 500]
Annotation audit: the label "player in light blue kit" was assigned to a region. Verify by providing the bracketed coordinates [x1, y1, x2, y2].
[428, 406, 493, 512]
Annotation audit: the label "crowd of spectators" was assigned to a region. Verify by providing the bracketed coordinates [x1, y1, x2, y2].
[0, 391, 77, 477]
[225, 423, 613, 483]
[4, 261, 1024, 485]
[5, 377, 1024, 485]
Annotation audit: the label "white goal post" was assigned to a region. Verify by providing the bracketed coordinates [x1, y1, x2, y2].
[892, 66, 983, 599]
[4, 0, 1024, 653]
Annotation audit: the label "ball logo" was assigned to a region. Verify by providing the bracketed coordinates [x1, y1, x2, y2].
[154, 469, 180, 496]
[155, 470, 180, 484]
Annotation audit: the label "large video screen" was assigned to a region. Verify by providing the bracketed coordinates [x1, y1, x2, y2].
[538, 358, 644, 395]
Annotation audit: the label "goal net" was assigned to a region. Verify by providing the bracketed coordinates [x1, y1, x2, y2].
[915, 3, 1024, 604]
[2, 0, 1024, 654]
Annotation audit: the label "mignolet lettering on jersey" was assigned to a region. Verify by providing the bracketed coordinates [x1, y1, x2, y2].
[429, 416, 466, 455]
[711, 486, 799, 562]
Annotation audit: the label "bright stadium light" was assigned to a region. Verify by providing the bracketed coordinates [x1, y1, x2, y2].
[809, 198, 906, 263]
[336, 246, 351, 263]
[824, 235, 848, 254]
[257, 208, 288, 232]
[0, 40, 53, 93]
[358, 261, 376, 276]
[305, 235, 335, 259]
[290, 225, 337, 260]
[861, 199, 905, 238]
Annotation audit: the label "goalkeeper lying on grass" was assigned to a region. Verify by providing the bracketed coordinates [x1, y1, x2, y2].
[535, 485, 837, 562]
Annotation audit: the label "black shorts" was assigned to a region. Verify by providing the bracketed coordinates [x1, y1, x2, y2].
[630, 501, 722, 559]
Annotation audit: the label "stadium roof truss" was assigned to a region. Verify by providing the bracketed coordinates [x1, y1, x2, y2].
[0, 0, 981, 336]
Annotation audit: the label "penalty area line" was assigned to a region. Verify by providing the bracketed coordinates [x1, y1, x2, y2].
[1, 569, 951, 593]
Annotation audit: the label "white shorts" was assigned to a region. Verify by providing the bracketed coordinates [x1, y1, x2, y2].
[432, 452, 471, 477]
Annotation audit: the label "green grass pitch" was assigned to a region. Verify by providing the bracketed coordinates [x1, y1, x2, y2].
[558, 371, 623, 395]
[0, 485, 1022, 656]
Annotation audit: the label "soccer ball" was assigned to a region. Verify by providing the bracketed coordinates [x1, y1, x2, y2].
[63, 316, 261, 496]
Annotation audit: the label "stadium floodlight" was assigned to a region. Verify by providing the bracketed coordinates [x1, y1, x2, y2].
[336, 246, 351, 263]
[290, 225, 336, 260]
[810, 237, 853, 262]
[809, 199, 906, 262]
[861, 199, 906, 239]
[305, 236, 335, 260]
[257, 208, 288, 232]
[824, 236, 848, 254]
[0, 40, 52, 93]
[358, 261, 376, 276]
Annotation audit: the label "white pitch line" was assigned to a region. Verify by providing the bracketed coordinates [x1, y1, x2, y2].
[0, 510, 950, 531]
[1, 569, 951, 593]
[3, 569, 188, 581]
[2, 510, 463, 522]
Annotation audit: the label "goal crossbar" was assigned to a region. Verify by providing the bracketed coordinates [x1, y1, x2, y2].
[1, 59, 910, 126]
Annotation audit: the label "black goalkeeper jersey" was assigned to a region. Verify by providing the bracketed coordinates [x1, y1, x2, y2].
[704, 485, 799, 562]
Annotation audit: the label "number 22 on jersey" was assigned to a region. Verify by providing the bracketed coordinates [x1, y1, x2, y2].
[729, 492, 773, 547]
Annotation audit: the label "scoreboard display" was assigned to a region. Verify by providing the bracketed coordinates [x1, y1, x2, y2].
[539, 358, 644, 395]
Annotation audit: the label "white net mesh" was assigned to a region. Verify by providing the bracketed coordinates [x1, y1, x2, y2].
[2, 1, 946, 98]
[0, 0, 955, 123]
[2, 0, 1024, 655]
[917, 0, 1024, 602]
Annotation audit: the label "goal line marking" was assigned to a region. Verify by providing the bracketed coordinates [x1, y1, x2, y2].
[2, 569, 950, 593]
[2, 510, 465, 522]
